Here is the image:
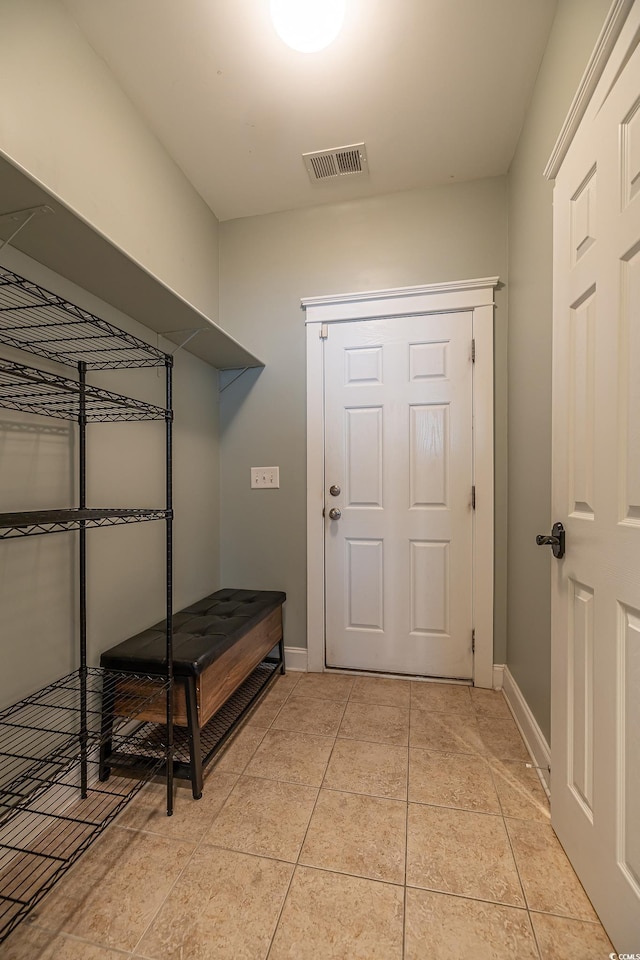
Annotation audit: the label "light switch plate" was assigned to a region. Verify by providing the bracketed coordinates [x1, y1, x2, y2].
[251, 466, 280, 488]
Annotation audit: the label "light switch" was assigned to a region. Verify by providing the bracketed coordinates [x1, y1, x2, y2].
[250, 466, 280, 488]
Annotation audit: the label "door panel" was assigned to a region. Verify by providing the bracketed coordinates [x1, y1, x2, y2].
[568, 291, 596, 517]
[568, 579, 594, 815]
[620, 602, 640, 888]
[409, 404, 449, 507]
[622, 94, 640, 204]
[410, 540, 449, 635]
[621, 246, 640, 520]
[324, 313, 473, 678]
[345, 406, 383, 506]
[346, 539, 384, 630]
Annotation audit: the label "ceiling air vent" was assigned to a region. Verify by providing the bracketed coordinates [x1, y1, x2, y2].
[303, 143, 368, 182]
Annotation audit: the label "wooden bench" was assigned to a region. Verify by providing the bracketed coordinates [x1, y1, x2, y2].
[99, 588, 286, 798]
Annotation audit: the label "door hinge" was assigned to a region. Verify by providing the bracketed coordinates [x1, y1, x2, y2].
[320, 323, 328, 340]
[472, 485, 476, 510]
[471, 338, 476, 363]
[472, 629, 475, 654]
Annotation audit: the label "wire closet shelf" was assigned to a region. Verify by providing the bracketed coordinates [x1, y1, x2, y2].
[0, 357, 168, 421]
[0, 268, 168, 369]
[0, 265, 174, 942]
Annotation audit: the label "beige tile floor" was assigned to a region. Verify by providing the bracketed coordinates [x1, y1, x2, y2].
[4, 672, 614, 960]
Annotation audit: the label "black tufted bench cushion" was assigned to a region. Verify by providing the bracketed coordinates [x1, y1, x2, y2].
[99, 588, 286, 798]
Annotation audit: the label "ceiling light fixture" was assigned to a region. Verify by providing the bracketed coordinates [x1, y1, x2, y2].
[269, 0, 346, 53]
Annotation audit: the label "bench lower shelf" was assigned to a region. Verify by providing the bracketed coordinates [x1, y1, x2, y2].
[102, 657, 282, 790]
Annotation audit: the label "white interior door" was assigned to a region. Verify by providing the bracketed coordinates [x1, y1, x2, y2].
[550, 9, 640, 948]
[323, 313, 473, 678]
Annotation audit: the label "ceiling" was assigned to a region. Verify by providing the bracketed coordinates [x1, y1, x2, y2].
[60, 0, 558, 222]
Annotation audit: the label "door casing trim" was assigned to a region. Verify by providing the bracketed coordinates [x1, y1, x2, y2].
[303, 278, 499, 687]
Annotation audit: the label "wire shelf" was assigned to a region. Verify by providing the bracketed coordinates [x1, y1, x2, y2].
[0, 358, 169, 421]
[0, 668, 169, 822]
[0, 269, 169, 369]
[0, 667, 169, 941]
[0, 753, 162, 943]
[0, 667, 169, 735]
[0, 508, 170, 539]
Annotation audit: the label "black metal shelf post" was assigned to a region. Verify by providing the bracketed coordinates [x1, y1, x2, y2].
[79, 361, 88, 801]
[165, 355, 174, 817]
[0, 266, 175, 940]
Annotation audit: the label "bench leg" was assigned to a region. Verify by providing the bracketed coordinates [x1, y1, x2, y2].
[279, 636, 286, 675]
[183, 677, 203, 800]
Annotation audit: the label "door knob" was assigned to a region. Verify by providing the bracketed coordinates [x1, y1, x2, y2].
[328, 507, 342, 520]
[329, 485, 341, 496]
[536, 521, 565, 559]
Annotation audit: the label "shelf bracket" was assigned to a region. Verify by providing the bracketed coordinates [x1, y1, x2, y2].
[0, 205, 53, 253]
[160, 327, 207, 357]
[219, 367, 250, 393]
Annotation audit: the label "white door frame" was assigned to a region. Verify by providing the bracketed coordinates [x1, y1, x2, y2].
[303, 278, 499, 687]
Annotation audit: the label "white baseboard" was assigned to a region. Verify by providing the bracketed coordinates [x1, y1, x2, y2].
[492, 664, 504, 690]
[502, 666, 551, 795]
[284, 646, 308, 672]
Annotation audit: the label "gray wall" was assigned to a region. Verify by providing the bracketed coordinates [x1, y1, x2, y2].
[506, 0, 610, 743]
[0, 247, 220, 709]
[219, 178, 509, 657]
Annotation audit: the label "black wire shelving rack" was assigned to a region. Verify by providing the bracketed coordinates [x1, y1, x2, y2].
[0, 266, 174, 943]
[0, 267, 168, 369]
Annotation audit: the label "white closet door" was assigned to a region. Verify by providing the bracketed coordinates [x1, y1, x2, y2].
[550, 9, 640, 948]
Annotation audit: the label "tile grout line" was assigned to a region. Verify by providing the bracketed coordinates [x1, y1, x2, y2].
[127, 674, 303, 957]
[528, 907, 607, 926]
[403, 684, 415, 960]
[129, 672, 302, 957]
[264, 726, 340, 960]
[245, 679, 414, 949]
[18, 821, 170, 955]
[216, 673, 300, 772]
[403, 881, 535, 909]
[528, 910, 545, 960]
[487, 760, 542, 960]
[22, 923, 137, 958]
[128, 809, 216, 955]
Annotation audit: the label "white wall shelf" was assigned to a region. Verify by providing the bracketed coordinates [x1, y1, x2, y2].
[0, 156, 263, 372]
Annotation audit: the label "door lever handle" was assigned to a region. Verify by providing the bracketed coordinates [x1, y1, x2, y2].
[536, 522, 565, 559]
